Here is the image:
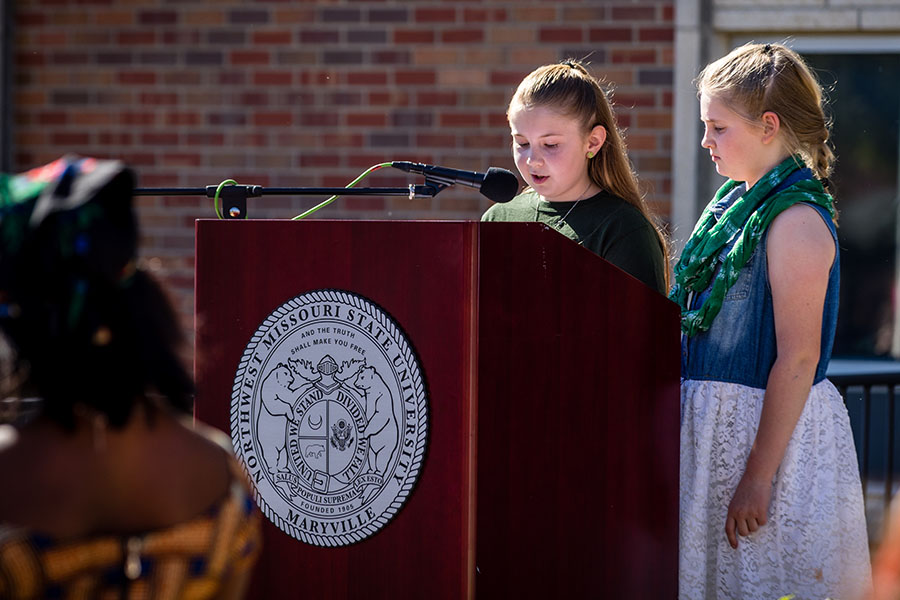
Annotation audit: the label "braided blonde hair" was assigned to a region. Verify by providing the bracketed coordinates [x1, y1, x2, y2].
[697, 43, 835, 197]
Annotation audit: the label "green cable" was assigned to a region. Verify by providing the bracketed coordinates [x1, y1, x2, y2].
[292, 162, 392, 220]
[213, 179, 237, 219]
[213, 164, 392, 220]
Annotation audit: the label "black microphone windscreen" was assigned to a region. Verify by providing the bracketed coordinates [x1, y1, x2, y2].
[480, 168, 519, 203]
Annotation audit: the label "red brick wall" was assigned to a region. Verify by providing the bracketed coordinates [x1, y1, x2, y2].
[12, 0, 674, 335]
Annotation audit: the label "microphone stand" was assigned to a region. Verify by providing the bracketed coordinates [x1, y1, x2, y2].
[133, 180, 450, 219]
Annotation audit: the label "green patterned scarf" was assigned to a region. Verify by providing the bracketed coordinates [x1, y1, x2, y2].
[669, 156, 835, 336]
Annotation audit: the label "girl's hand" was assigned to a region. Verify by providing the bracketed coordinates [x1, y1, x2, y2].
[725, 474, 772, 549]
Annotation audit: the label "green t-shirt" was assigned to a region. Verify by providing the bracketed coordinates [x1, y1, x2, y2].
[481, 189, 666, 294]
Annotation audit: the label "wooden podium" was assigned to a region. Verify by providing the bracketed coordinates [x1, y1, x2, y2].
[194, 220, 680, 599]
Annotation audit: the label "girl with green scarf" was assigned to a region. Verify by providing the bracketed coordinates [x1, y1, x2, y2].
[675, 43, 870, 599]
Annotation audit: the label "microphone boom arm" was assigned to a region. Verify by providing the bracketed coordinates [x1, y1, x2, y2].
[133, 182, 449, 219]
[130, 160, 513, 219]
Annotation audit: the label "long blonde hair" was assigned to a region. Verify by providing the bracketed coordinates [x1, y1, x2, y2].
[509, 60, 670, 281]
[697, 43, 835, 197]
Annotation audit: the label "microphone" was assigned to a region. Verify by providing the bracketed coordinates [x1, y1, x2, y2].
[391, 161, 519, 203]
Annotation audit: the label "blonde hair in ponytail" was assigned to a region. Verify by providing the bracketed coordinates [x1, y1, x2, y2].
[696, 42, 836, 199]
[510, 60, 670, 281]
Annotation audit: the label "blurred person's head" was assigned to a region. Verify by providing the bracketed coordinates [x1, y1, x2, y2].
[0, 156, 193, 429]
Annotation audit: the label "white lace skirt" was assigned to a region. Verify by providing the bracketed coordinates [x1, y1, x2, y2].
[680, 379, 871, 600]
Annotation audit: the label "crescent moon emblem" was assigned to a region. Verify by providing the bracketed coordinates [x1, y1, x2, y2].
[308, 414, 323, 430]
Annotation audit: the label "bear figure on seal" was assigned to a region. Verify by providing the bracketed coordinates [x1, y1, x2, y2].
[257, 363, 298, 474]
[353, 366, 399, 478]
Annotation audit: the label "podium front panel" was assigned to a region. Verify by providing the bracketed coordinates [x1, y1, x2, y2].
[195, 220, 478, 600]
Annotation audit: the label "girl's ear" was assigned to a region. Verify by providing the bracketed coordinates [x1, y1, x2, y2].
[587, 125, 608, 155]
[761, 111, 781, 144]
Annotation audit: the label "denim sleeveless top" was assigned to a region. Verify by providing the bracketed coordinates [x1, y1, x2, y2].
[681, 188, 839, 390]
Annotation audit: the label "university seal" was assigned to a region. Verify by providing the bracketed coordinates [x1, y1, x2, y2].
[231, 289, 428, 546]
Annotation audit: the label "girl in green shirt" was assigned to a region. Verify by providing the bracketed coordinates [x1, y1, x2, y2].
[482, 59, 669, 293]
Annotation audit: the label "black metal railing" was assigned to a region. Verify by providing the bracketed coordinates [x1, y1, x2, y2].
[828, 358, 900, 544]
